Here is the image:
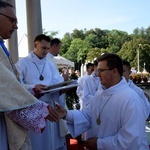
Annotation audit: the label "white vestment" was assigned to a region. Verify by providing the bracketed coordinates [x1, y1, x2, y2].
[82, 72, 102, 140]
[16, 51, 66, 150]
[0, 38, 45, 150]
[128, 79, 150, 118]
[76, 73, 90, 109]
[47, 52, 68, 141]
[65, 78, 149, 150]
[46, 53, 65, 107]
[47, 52, 59, 70]
[84, 72, 102, 105]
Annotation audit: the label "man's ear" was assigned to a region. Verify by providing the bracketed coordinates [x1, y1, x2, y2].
[34, 41, 38, 48]
[112, 68, 118, 75]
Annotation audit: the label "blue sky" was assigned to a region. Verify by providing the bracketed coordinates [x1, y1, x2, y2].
[16, 0, 150, 56]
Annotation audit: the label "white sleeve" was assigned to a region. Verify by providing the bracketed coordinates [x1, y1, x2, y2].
[65, 110, 91, 138]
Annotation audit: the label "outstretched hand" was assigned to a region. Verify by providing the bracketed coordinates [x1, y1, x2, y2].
[46, 106, 60, 122]
[33, 84, 48, 98]
[46, 104, 67, 122]
[55, 104, 67, 119]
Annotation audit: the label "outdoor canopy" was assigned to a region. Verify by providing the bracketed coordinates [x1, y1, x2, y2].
[54, 55, 74, 68]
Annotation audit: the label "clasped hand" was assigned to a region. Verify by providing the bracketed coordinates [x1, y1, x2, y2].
[83, 137, 98, 150]
[33, 84, 48, 98]
[46, 104, 67, 122]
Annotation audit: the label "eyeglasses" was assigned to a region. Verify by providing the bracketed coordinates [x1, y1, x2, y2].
[0, 13, 17, 25]
[97, 68, 114, 74]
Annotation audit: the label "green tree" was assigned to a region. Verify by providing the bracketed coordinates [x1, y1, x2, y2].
[71, 29, 85, 40]
[86, 47, 101, 61]
[43, 29, 58, 39]
[63, 38, 83, 63]
[60, 33, 72, 55]
[44, 26, 150, 73]
[118, 38, 150, 71]
[84, 28, 108, 49]
[107, 30, 130, 53]
[139, 43, 150, 72]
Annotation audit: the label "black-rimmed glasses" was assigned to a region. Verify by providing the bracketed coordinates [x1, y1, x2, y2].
[0, 13, 17, 25]
[97, 68, 114, 74]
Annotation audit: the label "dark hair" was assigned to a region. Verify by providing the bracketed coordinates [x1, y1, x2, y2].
[34, 34, 51, 43]
[97, 53, 123, 76]
[86, 63, 94, 70]
[93, 59, 98, 66]
[0, 1, 13, 9]
[122, 60, 131, 70]
[50, 38, 62, 47]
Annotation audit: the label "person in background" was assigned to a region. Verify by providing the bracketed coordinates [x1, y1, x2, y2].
[122, 59, 150, 119]
[83, 59, 102, 107]
[68, 67, 74, 75]
[47, 38, 61, 66]
[0, 1, 49, 149]
[75, 70, 81, 78]
[61, 67, 68, 75]
[48, 53, 149, 150]
[47, 37, 68, 149]
[76, 63, 94, 110]
[81, 59, 102, 141]
[16, 34, 66, 150]
[47, 37, 68, 104]
[47, 38, 68, 81]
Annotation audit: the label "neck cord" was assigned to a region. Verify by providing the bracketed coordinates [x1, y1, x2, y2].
[96, 94, 113, 125]
[33, 62, 46, 81]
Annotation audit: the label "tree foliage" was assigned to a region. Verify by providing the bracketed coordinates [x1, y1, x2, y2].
[45, 26, 150, 72]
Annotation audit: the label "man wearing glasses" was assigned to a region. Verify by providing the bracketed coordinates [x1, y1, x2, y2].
[0, 1, 50, 150]
[48, 53, 149, 149]
[0, 2, 17, 38]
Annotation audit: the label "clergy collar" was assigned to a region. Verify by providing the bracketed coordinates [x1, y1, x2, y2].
[28, 51, 47, 65]
[102, 77, 128, 95]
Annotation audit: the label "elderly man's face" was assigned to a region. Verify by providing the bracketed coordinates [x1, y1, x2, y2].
[0, 6, 18, 39]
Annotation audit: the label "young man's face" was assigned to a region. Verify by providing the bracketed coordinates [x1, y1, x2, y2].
[87, 66, 94, 75]
[123, 65, 131, 82]
[34, 40, 50, 58]
[97, 60, 114, 88]
[52, 43, 61, 56]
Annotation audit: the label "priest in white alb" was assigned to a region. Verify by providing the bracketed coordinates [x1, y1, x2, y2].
[49, 53, 149, 150]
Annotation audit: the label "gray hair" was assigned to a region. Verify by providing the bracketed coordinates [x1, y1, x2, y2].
[0, 1, 13, 13]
